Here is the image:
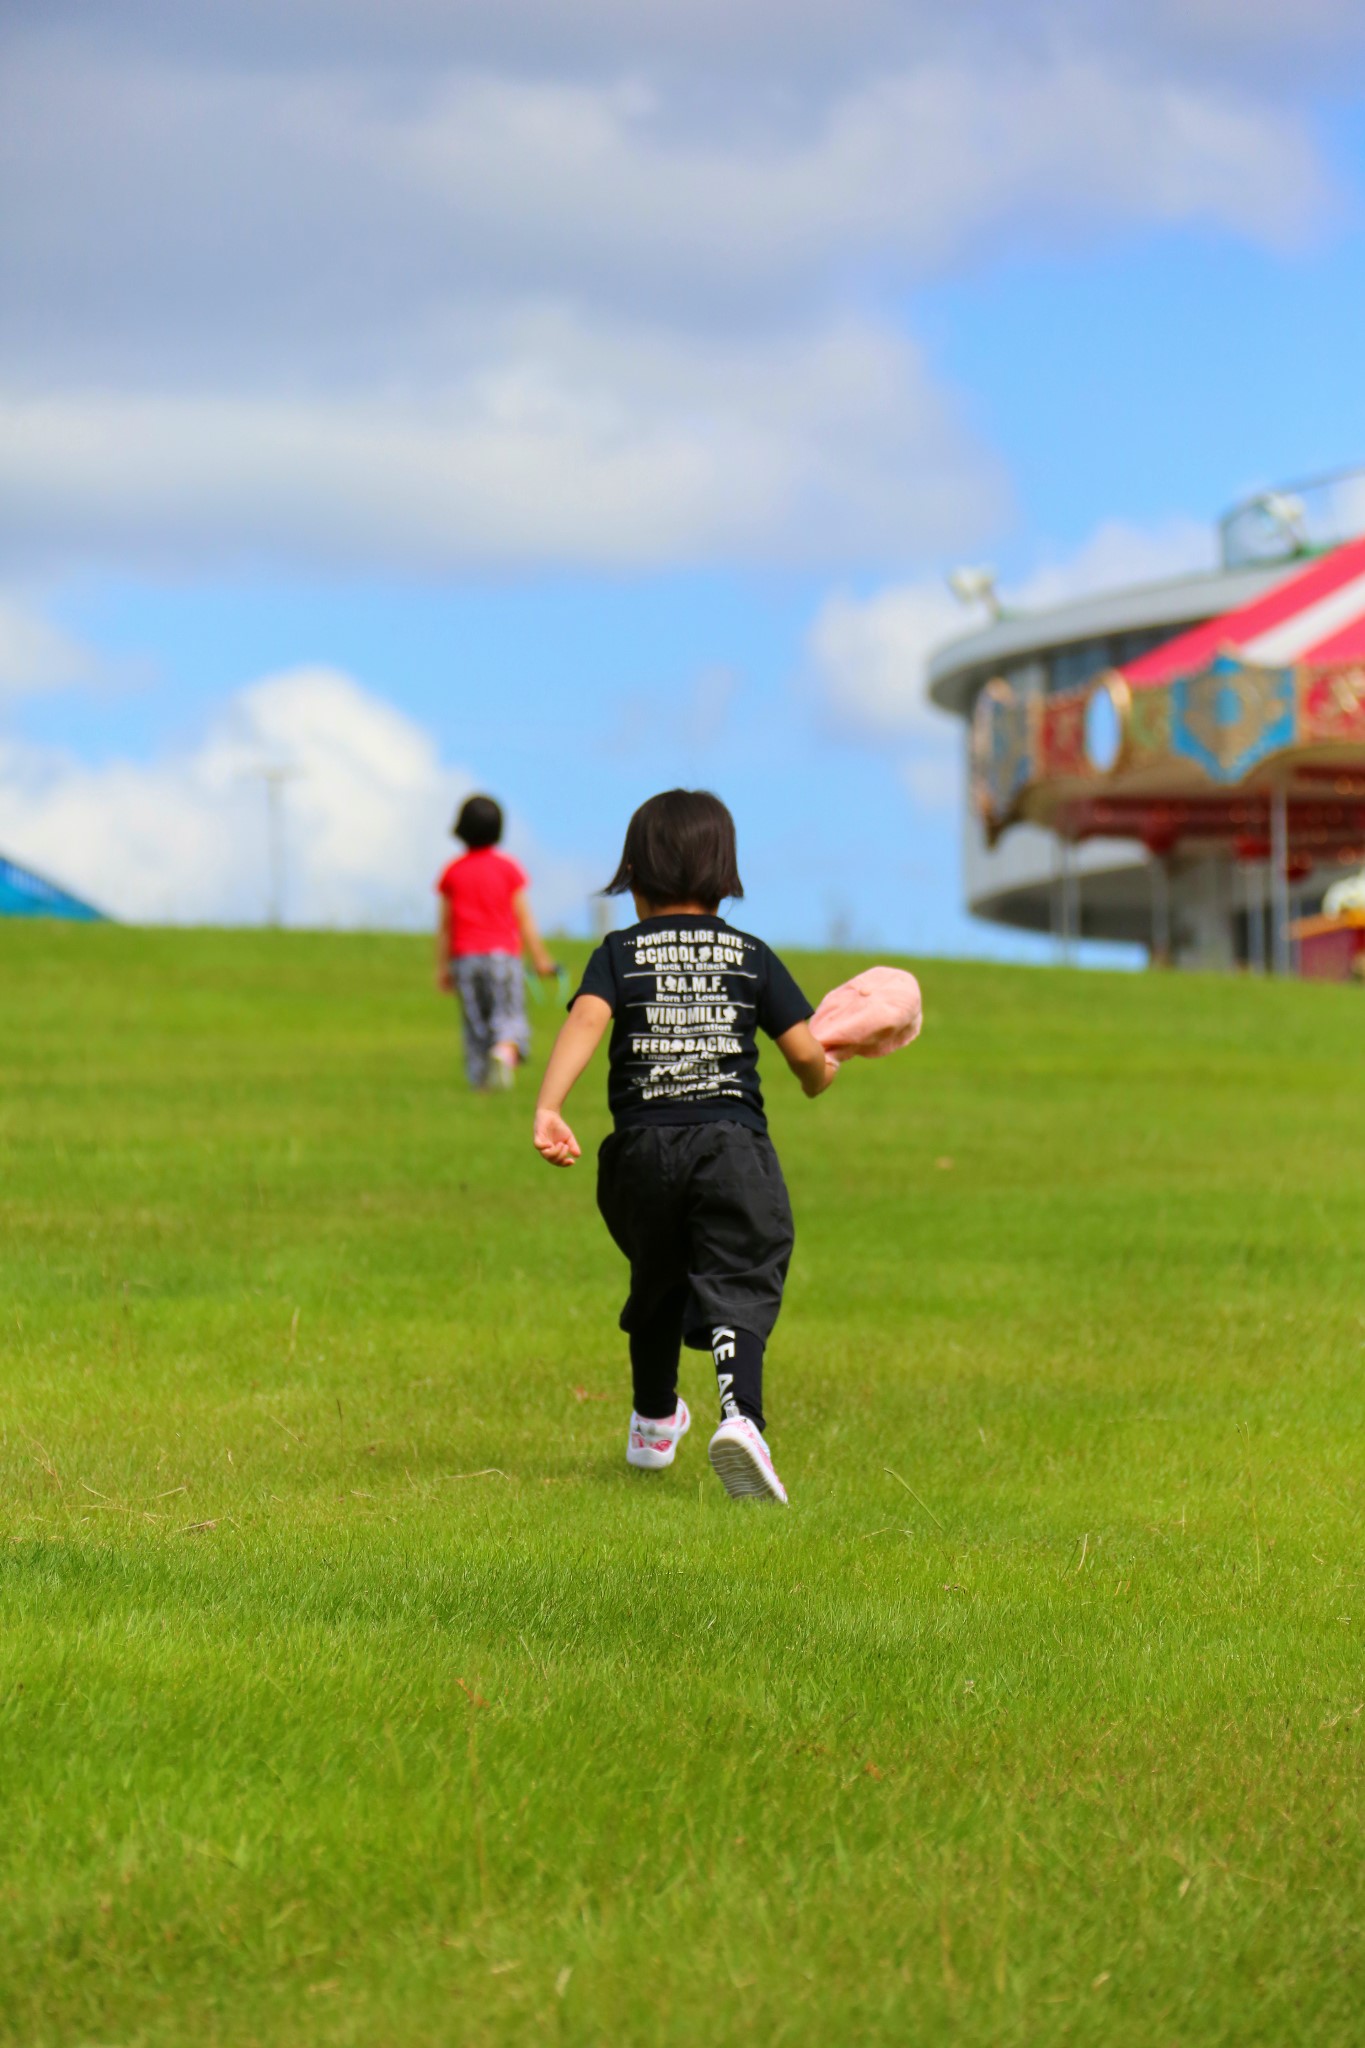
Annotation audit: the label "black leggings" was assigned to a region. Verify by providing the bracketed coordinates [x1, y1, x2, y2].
[631, 1292, 766, 1432]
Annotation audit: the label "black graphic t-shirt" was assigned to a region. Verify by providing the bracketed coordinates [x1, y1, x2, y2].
[573, 915, 813, 1133]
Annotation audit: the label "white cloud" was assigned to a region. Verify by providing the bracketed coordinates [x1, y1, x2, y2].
[1006, 516, 1218, 611]
[1153, 0, 1365, 48]
[0, 666, 589, 929]
[806, 580, 963, 811]
[809, 582, 963, 739]
[0, 17, 1334, 575]
[811, 516, 1220, 734]
[0, 593, 98, 701]
[380, 57, 1324, 293]
[900, 747, 964, 813]
[0, 44, 1325, 365]
[18, 2, 1365, 79]
[0, 318, 1000, 572]
[806, 513, 1223, 805]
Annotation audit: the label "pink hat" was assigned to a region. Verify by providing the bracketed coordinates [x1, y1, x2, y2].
[810, 965, 923, 1066]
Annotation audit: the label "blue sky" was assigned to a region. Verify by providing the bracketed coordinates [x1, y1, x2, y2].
[2, 2, 1363, 954]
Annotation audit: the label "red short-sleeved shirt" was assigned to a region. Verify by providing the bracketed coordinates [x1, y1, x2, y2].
[436, 847, 528, 958]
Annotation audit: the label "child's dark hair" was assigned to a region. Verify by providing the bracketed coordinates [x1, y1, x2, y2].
[453, 794, 503, 849]
[604, 790, 743, 909]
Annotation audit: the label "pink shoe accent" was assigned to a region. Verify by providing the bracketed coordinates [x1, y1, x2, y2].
[626, 1398, 692, 1470]
[707, 1415, 788, 1505]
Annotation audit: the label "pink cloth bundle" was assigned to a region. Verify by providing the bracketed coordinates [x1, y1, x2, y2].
[810, 965, 923, 1066]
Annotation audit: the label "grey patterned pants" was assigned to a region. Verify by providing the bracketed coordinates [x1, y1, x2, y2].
[452, 954, 529, 1087]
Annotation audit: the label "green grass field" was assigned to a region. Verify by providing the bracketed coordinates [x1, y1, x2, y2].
[1, 922, 1361, 2045]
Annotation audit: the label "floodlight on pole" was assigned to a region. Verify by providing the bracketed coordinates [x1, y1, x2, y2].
[1252, 491, 1308, 553]
[947, 564, 1002, 620]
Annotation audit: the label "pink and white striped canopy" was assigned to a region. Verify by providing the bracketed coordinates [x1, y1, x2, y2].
[1124, 534, 1365, 689]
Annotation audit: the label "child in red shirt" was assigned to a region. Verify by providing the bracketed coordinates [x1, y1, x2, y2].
[435, 795, 557, 1090]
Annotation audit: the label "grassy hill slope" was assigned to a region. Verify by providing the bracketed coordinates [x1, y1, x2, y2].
[1, 924, 1361, 2044]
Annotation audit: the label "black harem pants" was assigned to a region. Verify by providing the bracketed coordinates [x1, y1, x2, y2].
[596, 1120, 795, 1422]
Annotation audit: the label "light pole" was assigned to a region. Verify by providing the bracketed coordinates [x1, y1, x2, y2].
[1270, 785, 1291, 976]
[1150, 852, 1172, 966]
[252, 765, 300, 927]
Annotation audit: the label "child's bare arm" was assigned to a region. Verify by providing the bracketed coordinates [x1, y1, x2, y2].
[512, 888, 557, 978]
[435, 899, 452, 989]
[533, 994, 613, 1166]
[776, 1020, 837, 1098]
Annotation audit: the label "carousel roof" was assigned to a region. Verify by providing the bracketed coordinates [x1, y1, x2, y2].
[1124, 534, 1365, 687]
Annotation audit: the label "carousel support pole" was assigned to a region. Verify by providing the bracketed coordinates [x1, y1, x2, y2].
[1247, 859, 1266, 975]
[1270, 786, 1291, 976]
[1151, 852, 1171, 966]
[1060, 834, 1076, 964]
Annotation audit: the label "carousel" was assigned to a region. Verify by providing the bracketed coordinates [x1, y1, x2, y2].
[971, 534, 1365, 973]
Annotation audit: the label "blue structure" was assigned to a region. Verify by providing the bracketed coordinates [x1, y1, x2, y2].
[0, 854, 107, 922]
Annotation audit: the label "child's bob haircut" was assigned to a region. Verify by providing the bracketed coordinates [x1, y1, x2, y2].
[454, 794, 503, 849]
[605, 789, 744, 909]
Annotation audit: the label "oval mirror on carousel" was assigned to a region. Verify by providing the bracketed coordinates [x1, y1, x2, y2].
[1083, 673, 1131, 775]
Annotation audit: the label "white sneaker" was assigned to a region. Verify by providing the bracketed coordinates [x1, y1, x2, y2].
[708, 1415, 788, 1505]
[626, 1398, 691, 1470]
[487, 1043, 517, 1090]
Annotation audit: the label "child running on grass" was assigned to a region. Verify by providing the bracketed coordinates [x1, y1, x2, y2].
[533, 789, 835, 1504]
[436, 795, 559, 1092]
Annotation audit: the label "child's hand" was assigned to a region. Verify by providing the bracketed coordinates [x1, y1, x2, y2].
[534, 1107, 582, 1167]
[776, 1020, 839, 1097]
